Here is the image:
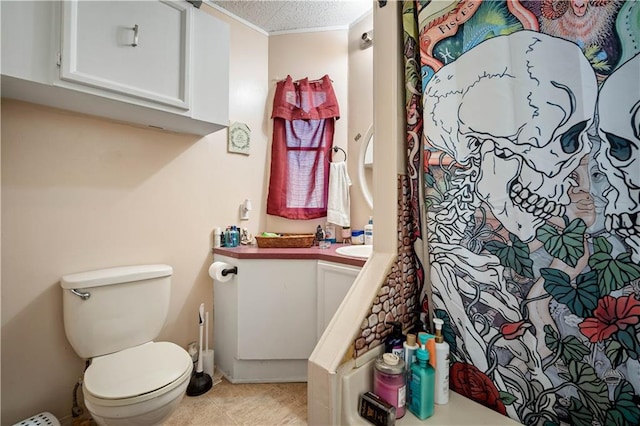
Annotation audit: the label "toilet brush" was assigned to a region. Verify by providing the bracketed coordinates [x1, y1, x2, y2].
[203, 311, 215, 378]
[186, 303, 213, 396]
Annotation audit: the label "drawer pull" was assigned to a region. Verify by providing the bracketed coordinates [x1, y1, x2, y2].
[131, 24, 139, 47]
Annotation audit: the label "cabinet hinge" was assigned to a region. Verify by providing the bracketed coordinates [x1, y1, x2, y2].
[56, 52, 61, 67]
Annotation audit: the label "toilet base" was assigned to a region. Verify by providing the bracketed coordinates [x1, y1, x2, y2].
[88, 394, 183, 426]
[85, 370, 190, 426]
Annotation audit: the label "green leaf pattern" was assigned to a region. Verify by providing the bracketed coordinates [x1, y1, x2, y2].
[544, 325, 589, 363]
[613, 382, 640, 425]
[605, 341, 629, 368]
[535, 218, 586, 267]
[562, 361, 610, 423]
[588, 237, 640, 294]
[484, 233, 534, 278]
[541, 268, 599, 318]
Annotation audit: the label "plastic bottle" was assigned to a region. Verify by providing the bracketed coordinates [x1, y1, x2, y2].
[403, 333, 419, 406]
[433, 318, 450, 405]
[225, 227, 232, 247]
[325, 223, 336, 243]
[403, 333, 419, 372]
[213, 227, 221, 248]
[408, 347, 435, 420]
[385, 321, 406, 359]
[228, 226, 240, 247]
[315, 225, 325, 246]
[364, 216, 374, 245]
[374, 353, 406, 419]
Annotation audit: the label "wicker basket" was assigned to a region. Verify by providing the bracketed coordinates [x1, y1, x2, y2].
[255, 233, 315, 248]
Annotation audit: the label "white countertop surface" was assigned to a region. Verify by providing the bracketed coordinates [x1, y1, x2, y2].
[397, 391, 522, 425]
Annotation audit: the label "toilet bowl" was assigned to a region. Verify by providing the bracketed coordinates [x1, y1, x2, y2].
[83, 342, 193, 426]
[60, 264, 193, 426]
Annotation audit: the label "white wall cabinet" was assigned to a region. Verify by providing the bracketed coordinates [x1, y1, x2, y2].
[213, 255, 361, 383]
[1, 0, 229, 136]
[317, 261, 361, 340]
[60, 1, 191, 110]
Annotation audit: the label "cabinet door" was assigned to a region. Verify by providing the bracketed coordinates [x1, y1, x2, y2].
[316, 261, 361, 340]
[60, 0, 190, 109]
[237, 259, 317, 360]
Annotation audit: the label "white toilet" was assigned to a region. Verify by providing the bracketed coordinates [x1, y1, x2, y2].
[61, 264, 193, 426]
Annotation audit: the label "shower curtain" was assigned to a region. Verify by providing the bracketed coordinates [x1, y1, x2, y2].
[404, 1, 640, 424]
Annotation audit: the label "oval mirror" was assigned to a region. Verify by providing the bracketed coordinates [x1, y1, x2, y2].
[358, 125, 373, 209]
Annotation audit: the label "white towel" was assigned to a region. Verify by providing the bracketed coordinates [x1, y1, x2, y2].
[327, 161, 351, 227]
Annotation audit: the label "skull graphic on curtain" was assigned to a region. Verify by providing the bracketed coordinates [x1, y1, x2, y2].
[403, 1, 640, 425]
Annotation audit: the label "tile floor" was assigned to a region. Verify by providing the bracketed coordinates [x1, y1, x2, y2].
[165, 377, 308, 425]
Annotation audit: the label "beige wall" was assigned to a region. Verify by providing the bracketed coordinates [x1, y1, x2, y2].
[265, 30, 350, 234]
[0, 5, 269, 423]
[348, 14, 374, 230]
[263, 23, 373, 234]
[1, 4, 373, 423]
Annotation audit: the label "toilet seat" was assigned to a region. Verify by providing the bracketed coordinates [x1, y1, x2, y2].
[84, 341, 193, 405]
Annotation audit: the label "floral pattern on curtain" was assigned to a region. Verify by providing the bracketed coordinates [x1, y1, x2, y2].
[404, 1, 640, 424]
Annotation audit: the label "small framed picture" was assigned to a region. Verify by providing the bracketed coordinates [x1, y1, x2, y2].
[228, 122, 251, 155]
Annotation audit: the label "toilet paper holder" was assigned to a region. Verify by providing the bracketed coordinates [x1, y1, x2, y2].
[222, 266, 237, 276]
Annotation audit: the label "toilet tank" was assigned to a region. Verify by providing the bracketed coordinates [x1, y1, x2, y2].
[61, 264, 173, 359]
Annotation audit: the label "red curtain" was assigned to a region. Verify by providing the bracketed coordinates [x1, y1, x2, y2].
[267, 75, 340, 219]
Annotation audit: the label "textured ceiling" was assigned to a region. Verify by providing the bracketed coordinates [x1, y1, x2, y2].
[207, 0, 373, 33]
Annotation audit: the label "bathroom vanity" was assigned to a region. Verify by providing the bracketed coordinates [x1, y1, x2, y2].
[212, 245, 365, 383]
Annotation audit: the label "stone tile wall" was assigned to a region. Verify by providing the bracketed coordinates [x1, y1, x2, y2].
[353, 175, 420, 357]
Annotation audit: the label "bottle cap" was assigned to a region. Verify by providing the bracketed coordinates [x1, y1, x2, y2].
[375, 353, 405, 375]
[383, 353, 399, 365]
[417, 332, 428, 348]
[433, 318, 444, 343]
[406, 333, 416, 346]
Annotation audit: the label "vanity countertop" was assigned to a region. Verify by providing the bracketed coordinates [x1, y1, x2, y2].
[213, 243, 366, 267]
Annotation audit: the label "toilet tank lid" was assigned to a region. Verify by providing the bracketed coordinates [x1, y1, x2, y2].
[60, 264, 173, 289]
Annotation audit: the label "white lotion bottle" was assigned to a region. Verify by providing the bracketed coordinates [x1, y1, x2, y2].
[403, 333, 419, 370]
[364, 216, 374, 245]
[403, 332, 420, 405]
[433, 318, 450, 404]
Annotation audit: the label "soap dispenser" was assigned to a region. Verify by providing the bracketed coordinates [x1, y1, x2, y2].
[408, 347, 435, 420]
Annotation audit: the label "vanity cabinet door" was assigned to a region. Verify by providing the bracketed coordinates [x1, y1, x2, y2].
[60, 0, 191, 109]
[236, 259, 317, 360]
[316, 261, 361, 340]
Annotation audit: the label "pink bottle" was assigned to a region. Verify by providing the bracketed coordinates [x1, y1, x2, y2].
[373, 353, 406, 418]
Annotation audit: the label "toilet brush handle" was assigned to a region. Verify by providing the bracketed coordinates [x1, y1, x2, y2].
[196, 303, 205, 373]
[196, 322, 204, 373]
[205, 311, 209, 352]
